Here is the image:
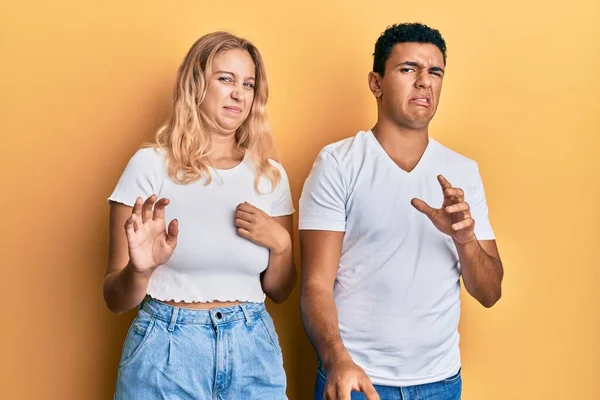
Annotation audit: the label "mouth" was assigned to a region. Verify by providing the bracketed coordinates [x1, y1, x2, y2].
[224, 106, 242, 113]
[409, 96, 431, 108]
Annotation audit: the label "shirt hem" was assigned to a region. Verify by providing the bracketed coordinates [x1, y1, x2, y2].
[298, 221, 346, 231]
[107, 196, 136, 207]
[271, 209, 295, 217]
[369, 361, 462, 387]
[147, 291, 267, 304]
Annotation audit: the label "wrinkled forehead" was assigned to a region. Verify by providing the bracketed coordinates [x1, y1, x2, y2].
[211, 48, 256, 79]
[386, 42, 445, 69]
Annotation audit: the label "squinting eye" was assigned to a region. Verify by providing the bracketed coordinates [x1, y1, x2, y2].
[401, 68, 415, 73]
[244, 82, 255, 89]
[218, 77, 233, 82]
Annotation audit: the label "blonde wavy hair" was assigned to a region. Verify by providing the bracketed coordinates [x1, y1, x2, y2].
[151, 31, 280, 191]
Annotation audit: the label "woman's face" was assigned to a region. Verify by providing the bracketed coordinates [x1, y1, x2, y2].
[199, 48, 256, 137]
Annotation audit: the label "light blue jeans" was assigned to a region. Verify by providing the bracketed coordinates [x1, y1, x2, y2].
[114, 297, 287, 399]
[314, 363, 461, 400]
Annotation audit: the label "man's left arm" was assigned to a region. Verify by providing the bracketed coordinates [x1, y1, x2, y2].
[455, 238, 503, 307]
[411, 171, 503, 308]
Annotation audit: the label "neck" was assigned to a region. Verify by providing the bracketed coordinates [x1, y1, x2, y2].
[207, 132, 244, 165]
[371, 118, 430, 172]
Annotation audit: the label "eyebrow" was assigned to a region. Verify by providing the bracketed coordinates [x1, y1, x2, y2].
[396, 61, 445, 74]
[215, 70, 256, 80]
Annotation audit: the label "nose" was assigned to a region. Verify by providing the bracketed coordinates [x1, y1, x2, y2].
[231, 84, 244, 102]
[415, 70, 432, 89]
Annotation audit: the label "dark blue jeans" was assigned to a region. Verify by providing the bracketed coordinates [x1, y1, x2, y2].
[314, 364, 461, 400]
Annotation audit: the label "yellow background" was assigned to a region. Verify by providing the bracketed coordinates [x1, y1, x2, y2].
[2, 0, 599, 399]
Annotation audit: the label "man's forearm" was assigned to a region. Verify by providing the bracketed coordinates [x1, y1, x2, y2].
[301, 284, 352, 369]
[456, 239, 503, 307]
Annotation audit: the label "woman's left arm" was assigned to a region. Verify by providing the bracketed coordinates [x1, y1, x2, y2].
[235, 202, 296, 303]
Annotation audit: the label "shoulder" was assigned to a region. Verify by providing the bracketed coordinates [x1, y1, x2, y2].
[267, 158, 287, 174]
[431, 138, 479, 172]
[118, 147, 169, 183]
[128, 146, 167, 167]
[318, 131, 370, 167]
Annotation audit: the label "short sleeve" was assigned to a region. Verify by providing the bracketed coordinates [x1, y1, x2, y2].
[108, 148, 165, 207]
[299, 149, 347, 231]
[270, 161, 294, 217]
[468, 164, 495, 240]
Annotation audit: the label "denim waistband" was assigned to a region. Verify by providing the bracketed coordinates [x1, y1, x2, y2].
[140, 296, 266, 326]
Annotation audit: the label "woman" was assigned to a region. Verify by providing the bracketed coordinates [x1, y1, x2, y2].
[104, 32, 295, 399]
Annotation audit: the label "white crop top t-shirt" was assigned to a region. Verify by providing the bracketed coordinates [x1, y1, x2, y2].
[108, 148, 294, 303]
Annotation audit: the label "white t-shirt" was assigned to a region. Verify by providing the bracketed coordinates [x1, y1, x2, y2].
[109, 147, 294, 303]
[299, 130, 494, 386]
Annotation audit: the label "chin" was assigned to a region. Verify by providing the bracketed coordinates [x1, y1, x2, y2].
[410, 115, 435, 128]
[409, 123, 430, 131]
[215, 121, 243, 134]
[398, 117, 432, 130]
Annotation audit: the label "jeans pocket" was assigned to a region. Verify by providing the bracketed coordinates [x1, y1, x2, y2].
[258, 312, 283, 355]
[317, 364, 327, 381]
[118, 310, 156, 369]
[314, 364, 328, 400]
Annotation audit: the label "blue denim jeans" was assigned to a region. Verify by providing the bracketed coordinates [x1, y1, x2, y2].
[314, 363, 461, 400]
[114, 297, 287, 399]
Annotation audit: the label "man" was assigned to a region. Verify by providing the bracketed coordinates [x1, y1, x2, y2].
[299, 23, 503, 400]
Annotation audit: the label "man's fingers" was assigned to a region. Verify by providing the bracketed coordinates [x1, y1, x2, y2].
[359, 379, 380, 400]
[452, 218, 474, 231]
[411, 198, 436, 218]
[438, 175, 452, 190]
[324, 383, 339, 400]
[444, 187, 464, 197]
[324, 383, 335, 400]
[445, 202, 470, 214]
[335, 382, 351, 400]
[444, 187, 464, 202]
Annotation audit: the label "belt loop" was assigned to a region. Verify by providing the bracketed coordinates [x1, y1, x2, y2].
[209, 310, 219, 328]
[240, 304, 252, 326]
[168, 307, 179, 332]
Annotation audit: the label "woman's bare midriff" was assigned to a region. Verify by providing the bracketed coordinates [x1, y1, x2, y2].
[160, 299, 245, 309]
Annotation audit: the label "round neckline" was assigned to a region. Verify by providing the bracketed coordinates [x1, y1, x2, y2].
[209, 152, 250, 174]
[366, 130, 435, 176]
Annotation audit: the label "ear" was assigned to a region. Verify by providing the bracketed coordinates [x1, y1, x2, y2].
[368, 71, 383, 99]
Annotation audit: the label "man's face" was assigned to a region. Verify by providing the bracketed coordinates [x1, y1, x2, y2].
[374, 42, 445, 130]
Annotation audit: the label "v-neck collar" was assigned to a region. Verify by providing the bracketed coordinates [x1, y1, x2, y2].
[366, 130, 435, 176]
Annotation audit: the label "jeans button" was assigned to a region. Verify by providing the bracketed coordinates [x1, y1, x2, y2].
[216, 312, 222, 319]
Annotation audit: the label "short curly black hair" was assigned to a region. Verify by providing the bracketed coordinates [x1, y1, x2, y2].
[373, 23, 447, 76]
